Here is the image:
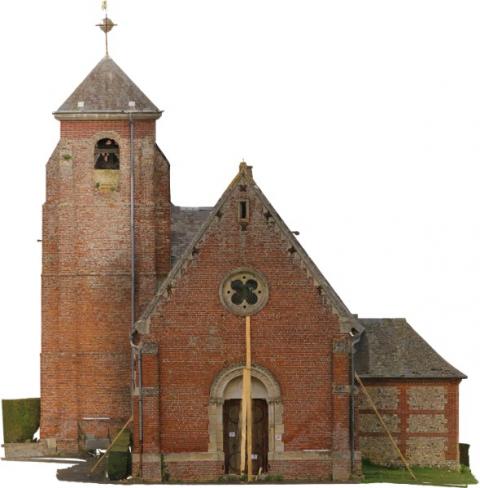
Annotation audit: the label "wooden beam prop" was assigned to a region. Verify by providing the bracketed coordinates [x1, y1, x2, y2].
[246, 370, 253, 481]
[354, 373, 416, 481]
[90, 415, 133, 474]
[240, 367, 247, 474]
[246, 315, 251, 369]
[245, 315, 253, 481]
[240, 316, 254, 481]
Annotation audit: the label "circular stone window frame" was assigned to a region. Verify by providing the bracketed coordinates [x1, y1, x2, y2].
[219, 267, 269, 316]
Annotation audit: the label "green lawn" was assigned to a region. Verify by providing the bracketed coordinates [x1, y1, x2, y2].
[362, 461, 477, 486]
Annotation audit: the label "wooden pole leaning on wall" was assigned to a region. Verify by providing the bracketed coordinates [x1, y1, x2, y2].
[245, 315, 253, 481]
[354, 373, 416, 481]
[240, 367, 248, 474]
[240, 315, 253, 481]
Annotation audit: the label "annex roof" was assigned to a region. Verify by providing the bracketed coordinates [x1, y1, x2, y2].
[355, 318, 466, 379]
[54, 56, 161, 120]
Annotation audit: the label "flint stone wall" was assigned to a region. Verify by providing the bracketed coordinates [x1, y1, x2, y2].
[358, 380, 459, 468]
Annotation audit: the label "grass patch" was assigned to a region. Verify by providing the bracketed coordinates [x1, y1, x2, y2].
[362, 460, 478, 486]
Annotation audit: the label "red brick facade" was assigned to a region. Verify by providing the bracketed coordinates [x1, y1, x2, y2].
[129, 168, 359, 481]
[41, 117, 170, 451]
[38, 58, 463, 482]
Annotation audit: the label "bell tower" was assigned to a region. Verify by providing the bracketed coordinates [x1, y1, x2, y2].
[40, 39, 171, 449]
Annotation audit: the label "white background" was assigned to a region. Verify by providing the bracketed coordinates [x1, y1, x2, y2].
[0, 0, 479, 486]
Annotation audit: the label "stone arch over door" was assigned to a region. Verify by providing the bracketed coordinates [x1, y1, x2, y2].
[208, 363, 284, 457]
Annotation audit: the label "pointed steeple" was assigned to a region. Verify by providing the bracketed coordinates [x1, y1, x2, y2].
[54, 56, 162, 120]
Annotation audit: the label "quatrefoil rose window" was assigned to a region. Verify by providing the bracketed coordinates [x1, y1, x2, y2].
[220, 268, 269, 316]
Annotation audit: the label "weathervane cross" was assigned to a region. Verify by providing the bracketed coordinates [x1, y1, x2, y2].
[96, 1, 117, 57]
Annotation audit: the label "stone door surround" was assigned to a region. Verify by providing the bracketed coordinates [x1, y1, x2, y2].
[208, 363, 285, 457]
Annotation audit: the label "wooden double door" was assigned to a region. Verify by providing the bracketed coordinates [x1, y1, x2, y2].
[223, 399, 268, 475]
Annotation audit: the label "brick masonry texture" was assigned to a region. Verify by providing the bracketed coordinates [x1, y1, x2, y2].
[269, 460, 332, 480]
[41, 117, 170, 445]
[155, 196, 339, 451]
[140, 462, 162, 482]
[358, 379, 459, 468]
[134, 177, 354, 481]
[39, 101, 463, 481]
[41, 115, 355, 480]
[165, 461, 223, 482]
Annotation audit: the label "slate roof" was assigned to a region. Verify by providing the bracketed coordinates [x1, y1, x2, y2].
[171, 206, 212, 264]
[55, 56, 161, 117]
[355, 318, 466, 379]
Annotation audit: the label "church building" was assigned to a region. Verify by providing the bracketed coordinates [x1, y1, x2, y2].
[39, 18, 466, 482]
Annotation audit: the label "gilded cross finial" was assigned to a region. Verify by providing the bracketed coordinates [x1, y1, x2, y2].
[96, 1, 117, 57]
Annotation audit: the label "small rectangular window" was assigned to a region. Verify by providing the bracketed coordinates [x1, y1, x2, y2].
[239, 200, 249, 221]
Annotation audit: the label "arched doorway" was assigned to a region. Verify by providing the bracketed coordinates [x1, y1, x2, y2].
[208, 364, 284, 474]
[223, 376, 269, 474]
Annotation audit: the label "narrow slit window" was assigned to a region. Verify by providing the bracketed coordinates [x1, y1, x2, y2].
[94, 138, 120, 170]
[239, 200, 249, 221]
